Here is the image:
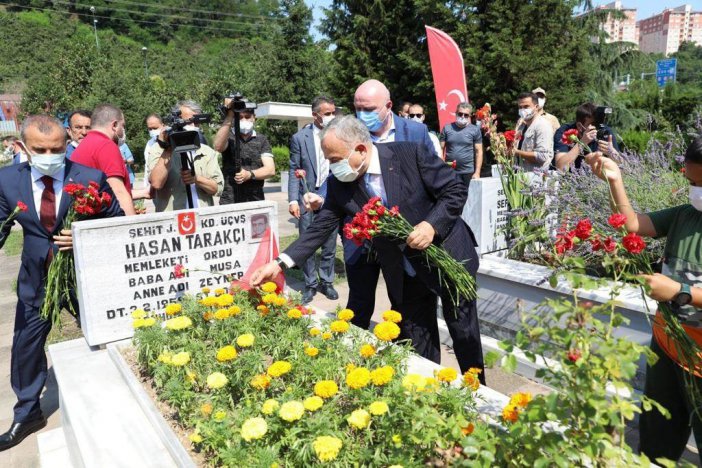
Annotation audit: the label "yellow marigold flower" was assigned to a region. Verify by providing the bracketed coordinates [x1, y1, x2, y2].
[435, 367, 458, 383]
[188, 433, 203, 444]
[274, 296, 287, 307]
[369, 401, 389, 416]
[206, 372, 228, 389]
[463, 370, 480, 391]
[468, 367, 483, 375]
[261, 281, 278, 293]
[143, 317, 156, 327]
[279, 401, 305, 422]
[213, 410, 227, 422]
[203, 311, 214, 321]
[345, 363, 356, 374]
[303, 396, 324, 412]
[370, 366, 394, 386]
[241, 417, 268, 442]
[201, 287, 211, 294]
[346, 367, 371, 389]
[382, 310, 402, 323]
[157, 351, 172, 364]
[216, 345, 237, 362]
[164, 303, 182, 316]
[322, 332, 333, 340]
[510, 392, 532, 408]
[131, 309, 146, 319]
[359, 344, 376, 358]
[236, 333, 255, 347]
[214, 308, 230, 320]
[170, 351, 190, 366]
[262, 399, 279, 415]
[200, 296, 219, 307]
[337, 308, 354, 321]
[228, 305, 241, 316]
[502, 404, 519, 423]
[200, 403, 213, 416]
[214, 288, 225, 296]
[185, 370, 197, 384]
[373, 321, 400, 341]
[313, 436, 343, 462]
[347, 409, 371, 430]
[250, 374, 271, 390]
[309, 327, 321, 336]
[267, 361, 292, 378]
[314, 380, 338, 399]
[164, 316, 192, 331]
[392, 434, 402, 447]
[217, 294, 234, 307]
[257, 305, 270, 316]
[133, 318, 154, 329]
[424, 377, 439, 391]
[287, 308, 302, 319]
[304, 346, 319, 357]
[402, 373, 428, 392]
[330, 320, 350, 333]
[262, 293, 277, 304]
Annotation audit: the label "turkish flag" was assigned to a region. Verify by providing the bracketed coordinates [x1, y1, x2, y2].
[425, 26, 468, 134]
[231, 227, 285, 292]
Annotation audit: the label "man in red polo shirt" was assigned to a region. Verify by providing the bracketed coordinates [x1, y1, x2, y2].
[71, 104, 135, 215]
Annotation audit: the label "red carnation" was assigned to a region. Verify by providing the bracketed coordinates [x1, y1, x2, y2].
[607, 213, 627, 229]
[567, 349, 581, 363]
[590, 235, 603, 252]
[603, 236, 617, 253]
[574, 219, 592, 241]
[561, 128, 579, 146]
[16, 201, 28, 212]
[446, 160, 457, 169]
[503, 130, 517, 147]
[622, 232, 646, 254]
[554, 230, 576, 255]
[174, 264, 187, 279]
[294, 169, 306, 179]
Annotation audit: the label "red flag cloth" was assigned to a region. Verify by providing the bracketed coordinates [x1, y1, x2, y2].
[231, 227, 285, 292]
[425, 25, 468, 133]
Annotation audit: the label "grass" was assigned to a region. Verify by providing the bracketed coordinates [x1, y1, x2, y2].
[279, 234, 347, 285]
[3, 230, 23, 256]
[46, 309, 84, 346]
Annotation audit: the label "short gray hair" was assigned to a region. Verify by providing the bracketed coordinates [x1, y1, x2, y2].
[91, 104, 124, 128]
[320, 115, 371, 148]
[456, 102, 472, 113]
[173, 100, 202, 115]
[20, 115, 67, 141]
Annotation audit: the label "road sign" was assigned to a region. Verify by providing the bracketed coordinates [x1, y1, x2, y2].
[656, 58, 677, 88]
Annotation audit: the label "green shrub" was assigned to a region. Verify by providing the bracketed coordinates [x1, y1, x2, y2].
[271, 146, 290, 182]
[620, 130, 651, 154]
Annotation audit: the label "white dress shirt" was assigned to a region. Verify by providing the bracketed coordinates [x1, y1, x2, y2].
[30, 166, 63, 219]
[370, 117, 396, 143]
[312, 125, 329, 188]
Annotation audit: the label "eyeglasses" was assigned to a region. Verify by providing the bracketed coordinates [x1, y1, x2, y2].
[456, 112, 471, 118]
[408, 113, 424, 118]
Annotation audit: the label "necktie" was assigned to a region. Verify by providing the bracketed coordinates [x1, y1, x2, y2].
[40, 175, 56, 233]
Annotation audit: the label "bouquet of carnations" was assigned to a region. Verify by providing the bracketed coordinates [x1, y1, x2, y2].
[343, 196, 476, 306]
[41, 181, 112, 328]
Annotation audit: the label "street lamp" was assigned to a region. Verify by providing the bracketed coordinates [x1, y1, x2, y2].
[142, 47, 149, 78]
[90, 6, 99, 49]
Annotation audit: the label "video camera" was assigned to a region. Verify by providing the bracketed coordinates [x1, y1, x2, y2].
[594, 106, 612, 141]
[217, 92, 257, 117]
[164, 110, 212, 154]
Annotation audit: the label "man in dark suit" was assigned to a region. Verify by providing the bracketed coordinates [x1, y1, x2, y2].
[0, 115, 123, 451]
[252, 115, 484, 379]
[288, 96, 340, 304]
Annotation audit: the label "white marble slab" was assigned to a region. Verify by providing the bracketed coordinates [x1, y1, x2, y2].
[462, 178, 508, 254]
[38, 427, 73, 468]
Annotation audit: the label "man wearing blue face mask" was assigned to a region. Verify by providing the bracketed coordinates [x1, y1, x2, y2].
[0, 115, 123, 451]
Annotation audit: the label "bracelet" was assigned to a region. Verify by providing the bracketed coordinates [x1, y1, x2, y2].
[275, 257, 287, 271]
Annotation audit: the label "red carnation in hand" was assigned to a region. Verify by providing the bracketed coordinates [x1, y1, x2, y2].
[561, 128, 579, 146]
[574, 219, 592, 241]
[174, 264, 187, 279]
[446, 160, 457, 170]
[503, 130, 517, 147]
[603, 236, 617, 253]
[294, 169, 306, 179]
[607, 213, 627, 229]
[567, 349, 581, 363]
[622, 232, 646, 254]
[16, 201, 28, 212]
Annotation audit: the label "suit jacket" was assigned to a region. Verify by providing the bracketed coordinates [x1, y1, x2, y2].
[288, 124, 323, 205]
[0, 160, 124, 308]
[285, 142, 478, 302]
[391, 114, 438, 158]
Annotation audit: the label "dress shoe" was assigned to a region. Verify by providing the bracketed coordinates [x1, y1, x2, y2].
[302, 287, 316, 305]
[0, 416, 47, 452]
[319, 283, 339, 300]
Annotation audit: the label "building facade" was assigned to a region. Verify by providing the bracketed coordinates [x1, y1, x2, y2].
[597, 1, 639, 44]
[637, 5, 702, 55]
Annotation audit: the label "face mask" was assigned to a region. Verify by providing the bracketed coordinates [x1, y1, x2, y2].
[690, 186, 702, 211]
[356, 109, 387, 132]
[538, 98, 546, 108]
[456, 117, 469, 127]
[519, 108, 535, 120]
[321, 115, 335, 128]
[148, 129, 161, 139]
[411, 117, 423, 124]
[239, 120, 254, 134]
[116, 127, 126, 146]
[330, 149, 366, 182]
[29, 152, 66, 176]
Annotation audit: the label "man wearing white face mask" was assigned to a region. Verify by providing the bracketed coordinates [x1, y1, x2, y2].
[531, 87, 560, 133]
[0, 115, 123, 451]
[71, 103, 136, 215]
[408, 104, 442, 158]
[251, 115, 485, 378]
[512, 92, 554, 172]
[585, 137, 702, 462]
[288, 96, 339, 304]
[214, 99, 276, 204]
[440, 102, 483, 187]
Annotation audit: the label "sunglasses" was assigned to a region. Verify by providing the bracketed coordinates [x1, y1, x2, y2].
[456, 112, 471, 118]
[408, 113, 424, 118]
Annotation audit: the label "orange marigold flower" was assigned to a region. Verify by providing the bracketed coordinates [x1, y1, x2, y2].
[502, 404, 519, 423]
[461, 422, 475, 436]
[463, 370, 480, 391]
[250, 374, 271, 390]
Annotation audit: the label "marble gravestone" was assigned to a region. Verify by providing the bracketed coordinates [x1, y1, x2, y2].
[461, 177, 508, 254]
[72, 201, 279, 346]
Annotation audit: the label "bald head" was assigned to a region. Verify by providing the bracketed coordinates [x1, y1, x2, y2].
[354, 79, 391, 108]
[354, 79, 393, 134]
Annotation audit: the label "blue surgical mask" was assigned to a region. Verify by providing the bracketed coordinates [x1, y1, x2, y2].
[356, 109, 387, 132]
[330, 148, 366, 182]
[30, 152, 66, 177]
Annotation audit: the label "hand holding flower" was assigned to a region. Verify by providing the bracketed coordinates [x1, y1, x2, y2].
[584, 152, 621, 182]
[640, 273, 681, 302]
[406, 221, 435, 251]
[53, 229, 73, 251]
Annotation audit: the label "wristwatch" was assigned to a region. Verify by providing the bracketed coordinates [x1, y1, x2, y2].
[673, 283, 693, 307]
[274, 257, 287, 270]
[249, 170, 256, 180]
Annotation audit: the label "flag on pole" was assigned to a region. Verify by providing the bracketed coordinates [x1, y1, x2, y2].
[425, 26, 468, 132]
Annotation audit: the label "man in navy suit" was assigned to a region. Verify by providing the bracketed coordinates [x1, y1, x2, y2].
[252, 116, 484, 378]
[288, 96, 340, 304]
[0, 115, 123, 451]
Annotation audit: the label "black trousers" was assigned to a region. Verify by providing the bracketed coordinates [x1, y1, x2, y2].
[219, 180, 264, 204]
[346, 252, 382, 330]
[299, 210, 337, 290]
[639, 338, 702, 463]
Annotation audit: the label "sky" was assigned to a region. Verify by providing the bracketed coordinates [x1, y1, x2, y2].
[305, 1, 702, 40]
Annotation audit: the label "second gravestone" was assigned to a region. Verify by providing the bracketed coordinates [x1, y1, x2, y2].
[72, 201, 280, 346]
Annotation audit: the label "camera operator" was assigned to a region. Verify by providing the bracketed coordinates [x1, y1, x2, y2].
[554, 102, 621, 171]
[147, 100, 223, 212]
[214, 97, 275, 204]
